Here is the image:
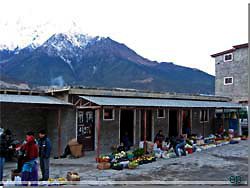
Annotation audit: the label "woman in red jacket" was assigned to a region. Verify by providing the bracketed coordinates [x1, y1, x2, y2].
[21, 135, 39, 185]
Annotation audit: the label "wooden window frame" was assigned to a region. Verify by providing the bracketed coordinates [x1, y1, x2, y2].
[200, 109, 209, 123]
[103, 108, 115, 121]
[157, 109, 165, 118]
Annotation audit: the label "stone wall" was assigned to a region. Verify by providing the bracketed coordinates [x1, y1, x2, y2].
[0, 103, 47, 141]
[215, 48, 248, 102]
[153, 109, 169, 139]
[191, 108, 216, 137]
[99, 108, 120, 153]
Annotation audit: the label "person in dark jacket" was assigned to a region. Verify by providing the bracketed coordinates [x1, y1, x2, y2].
[122, 131, 132, 151]
[0, 129, 9, 184]
[38, 129, 51, 181]
[166, 136, 178, 151]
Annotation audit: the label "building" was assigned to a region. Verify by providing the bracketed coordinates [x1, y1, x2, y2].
[0, 87, 242, 158]
[211, 43, 248, 104]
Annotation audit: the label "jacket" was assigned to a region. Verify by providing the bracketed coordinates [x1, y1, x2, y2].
[21, 135, 39, 162]
[0, 134, 8, 158]
[38, 136, 51, 158]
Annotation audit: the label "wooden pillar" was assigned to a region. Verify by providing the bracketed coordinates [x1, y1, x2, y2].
[190, 109, 193, 135]
[96, 109, 101, 162]
[144, 110, 147, 154]
[181, 109, 184, 135]
[177, 110, 181, 136]
[236, 109, 240, 136]
[57, 108, 61, 159]
[222, 108, 225, 130]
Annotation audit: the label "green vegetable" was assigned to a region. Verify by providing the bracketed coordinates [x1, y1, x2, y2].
[133, 148, 144, 157]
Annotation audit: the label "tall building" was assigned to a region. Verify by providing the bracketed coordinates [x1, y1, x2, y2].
[211, 43, 248, 104]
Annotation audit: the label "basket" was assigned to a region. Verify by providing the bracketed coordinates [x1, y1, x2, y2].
[66, 172, 80, 181]
[97, 162, 111, 170]
[69, 144, 83, 158]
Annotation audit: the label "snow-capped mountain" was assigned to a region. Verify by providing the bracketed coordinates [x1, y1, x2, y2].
[0, 28, 215, 94]
[40, 32, 104, 70]
[0, 20, 88, 51]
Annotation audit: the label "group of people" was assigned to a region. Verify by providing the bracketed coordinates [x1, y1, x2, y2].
[154, 130, 187, 157]
[0, 129, 51, 185]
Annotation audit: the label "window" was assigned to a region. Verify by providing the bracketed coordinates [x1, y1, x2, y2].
[224, 77, 233, 85]
[103, 108, 114, 120]
[200, 109, 209, 122]
[157, 109, 165, 118]
[223, 53, 233, 62]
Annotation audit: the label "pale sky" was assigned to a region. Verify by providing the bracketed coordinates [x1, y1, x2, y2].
[0, 0, 248, 75]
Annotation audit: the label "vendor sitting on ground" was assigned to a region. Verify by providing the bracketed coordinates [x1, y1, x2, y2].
[121, 131, 132, 151]
[217, 125, 225, 137]
[154, 130, 165, 149]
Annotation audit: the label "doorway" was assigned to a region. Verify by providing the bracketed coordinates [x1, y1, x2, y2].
[169, 110, 178, 137]
[120, 110, 134, 145]
[141, 110, 152, 141]
[182, 110, 191, 136]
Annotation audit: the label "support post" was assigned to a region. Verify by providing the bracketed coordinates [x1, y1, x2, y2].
[177, 110, 180, 136]
[190, 109, 193, 135]
[57, 108, 61, 159]
[144, 110, 147, 154]
[96, 109, 101, 162]
[222, 108, 225, 131]
[236, 109, 241, 136]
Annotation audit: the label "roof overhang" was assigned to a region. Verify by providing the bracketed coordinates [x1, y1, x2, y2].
[79, 96, 242, 108]
[0, 94, 72, 105]
[211, 43, 248, 57]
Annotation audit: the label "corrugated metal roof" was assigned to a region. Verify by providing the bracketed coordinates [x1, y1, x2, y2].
[0, 94, 72, 105]
[80, 96, 242, 108]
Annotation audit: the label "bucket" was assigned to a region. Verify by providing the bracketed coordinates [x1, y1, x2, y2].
[186, 148, 193, 154]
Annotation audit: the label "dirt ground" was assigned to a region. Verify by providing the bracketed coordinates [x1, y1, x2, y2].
[3, 140, 248, 186]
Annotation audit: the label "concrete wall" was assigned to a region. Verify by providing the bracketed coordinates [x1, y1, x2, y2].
[191, 108, 216, 137]
[215, 48, 248, 102]
[99, 108, 120, 153]
[0, 103, 47, 141]
[47, 108, 76, 157]
[153, 109, 169, 139]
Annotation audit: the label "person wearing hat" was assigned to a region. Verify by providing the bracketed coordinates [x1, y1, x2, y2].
[38, 129, 51, 181]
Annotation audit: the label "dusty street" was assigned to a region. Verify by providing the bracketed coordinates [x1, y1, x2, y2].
[3, 140, 248, 186]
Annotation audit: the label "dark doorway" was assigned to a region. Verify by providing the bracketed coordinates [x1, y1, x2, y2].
[182, 110, 191, 136]
[141, 110, 152, 141]
[169, 110, 178, 137]
[77, 109, 95, 151]
[120, 110, 134, 145]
